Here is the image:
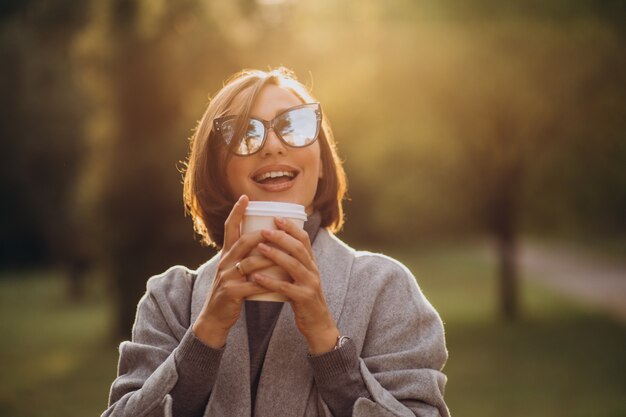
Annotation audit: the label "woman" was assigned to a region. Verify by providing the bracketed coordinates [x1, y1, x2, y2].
[103, 67, 450, 417]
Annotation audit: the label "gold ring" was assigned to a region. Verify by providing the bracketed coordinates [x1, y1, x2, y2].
[235, 261, 245, 276]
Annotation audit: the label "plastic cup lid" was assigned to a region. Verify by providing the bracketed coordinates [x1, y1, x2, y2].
[245, 201, 307, 222]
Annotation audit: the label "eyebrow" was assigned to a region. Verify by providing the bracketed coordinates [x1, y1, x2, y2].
[218, 103, 318, 122]
[248, 103, 310, 121]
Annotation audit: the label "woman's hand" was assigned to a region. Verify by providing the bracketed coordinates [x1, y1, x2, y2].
[192, 195, 273, 349]
[252, 217, 340, 355]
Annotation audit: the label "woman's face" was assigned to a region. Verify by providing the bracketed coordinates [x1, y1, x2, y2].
[225, 84, 322, 213]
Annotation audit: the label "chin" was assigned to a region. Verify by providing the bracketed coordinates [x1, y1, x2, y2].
[263, 195, 308, 206]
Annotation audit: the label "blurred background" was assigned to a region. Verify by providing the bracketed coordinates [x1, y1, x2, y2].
[1, 0, 625, 416]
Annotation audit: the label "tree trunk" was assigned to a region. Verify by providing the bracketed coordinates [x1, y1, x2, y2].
[488, 162, 523, 321]
[496, 231, 519, 320]
[114, 269, 148, 340]
[66, 259, 89, 302]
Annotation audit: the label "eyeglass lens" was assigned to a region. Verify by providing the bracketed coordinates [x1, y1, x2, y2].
[220, 105, 319, 155]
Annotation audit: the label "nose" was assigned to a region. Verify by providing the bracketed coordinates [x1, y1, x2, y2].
[260, 127, 287, 157]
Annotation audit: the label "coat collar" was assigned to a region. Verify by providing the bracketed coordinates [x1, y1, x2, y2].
[191, 229, 355, 417]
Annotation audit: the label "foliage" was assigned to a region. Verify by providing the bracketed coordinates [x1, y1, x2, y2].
[0, 1, 90, 267]
[1, 0, 625, 330]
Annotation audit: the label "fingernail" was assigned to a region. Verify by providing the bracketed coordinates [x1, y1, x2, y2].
[275, 217, 285, 224]
[262, 229, 274, 237]
[258, 242, 270, 252]
[253, 273, 264, 281]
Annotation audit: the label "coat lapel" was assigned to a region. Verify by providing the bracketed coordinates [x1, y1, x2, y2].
[205, 305, 252, 416]
[192, 255, 252, 417]
[191, 255, 219, 322]
[315, 229, 354, 323]
[254, 229, 355, 417]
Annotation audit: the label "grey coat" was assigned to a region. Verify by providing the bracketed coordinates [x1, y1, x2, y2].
[103, 229, 450, 417]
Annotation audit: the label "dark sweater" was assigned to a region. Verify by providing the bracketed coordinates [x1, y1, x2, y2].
[170, 213, 369, 417]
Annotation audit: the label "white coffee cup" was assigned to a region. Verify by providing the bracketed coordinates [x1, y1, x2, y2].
[241, 201, 307, 302]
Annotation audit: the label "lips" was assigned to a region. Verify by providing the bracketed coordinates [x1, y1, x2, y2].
[251, 164, 299, 191]
[254, 170, 296, 183]
[251, 165, 299, 184]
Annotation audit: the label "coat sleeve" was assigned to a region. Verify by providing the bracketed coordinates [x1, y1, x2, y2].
[347, 255, 450, 417]
[101, 266, 195, 417]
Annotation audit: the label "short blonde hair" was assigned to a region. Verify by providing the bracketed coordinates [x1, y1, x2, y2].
[183, 67, 347, 248]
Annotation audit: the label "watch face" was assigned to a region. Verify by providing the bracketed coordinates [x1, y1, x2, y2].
[335, 335, 350, 349]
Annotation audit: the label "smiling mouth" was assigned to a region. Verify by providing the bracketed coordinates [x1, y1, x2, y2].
[253, 170, 298, 185]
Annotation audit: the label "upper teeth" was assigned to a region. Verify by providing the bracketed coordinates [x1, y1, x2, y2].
[255, 171, 295, 182]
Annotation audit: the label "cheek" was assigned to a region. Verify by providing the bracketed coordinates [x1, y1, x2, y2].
[314, 147, 323, 179]
[225, 158, 250, 194]
[305, 148, 323, 187]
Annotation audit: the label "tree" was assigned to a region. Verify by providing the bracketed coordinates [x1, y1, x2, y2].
[436, 17, 626, 319]
[0, 1, 92, 300]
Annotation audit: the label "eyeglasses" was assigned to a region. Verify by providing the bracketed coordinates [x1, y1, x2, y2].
[213, 103, 322, 156]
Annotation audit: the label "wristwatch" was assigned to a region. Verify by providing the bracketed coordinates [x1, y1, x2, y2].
[334, 335, 350, 350]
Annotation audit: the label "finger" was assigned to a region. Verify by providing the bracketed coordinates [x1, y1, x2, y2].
[222, 255, 275, 282]
[218, 280, 271, 300]
[233, 281, 272, 298]
[220, 263, 248, 283]
[219, 230, 266, 269]
[252, 273, 302, 301]
[239, 255, 276, 275]
[261, 229, 316, 271]
[223, 195, 248, 251]
[257, 241, 313, 284]
[275, 217, 313, 253]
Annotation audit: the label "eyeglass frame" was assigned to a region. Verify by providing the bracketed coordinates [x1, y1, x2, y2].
[212, 102, 323, 156]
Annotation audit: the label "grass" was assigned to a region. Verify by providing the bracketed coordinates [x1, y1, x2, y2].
[391, 244, 626, 417]
[1, 243, 625, 417]
[0, 270, 118, 417]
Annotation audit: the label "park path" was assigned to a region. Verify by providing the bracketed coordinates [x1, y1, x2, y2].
[518, 240, 626, 323]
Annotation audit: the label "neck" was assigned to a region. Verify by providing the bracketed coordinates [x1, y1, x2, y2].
[303, 211, 322, 243]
